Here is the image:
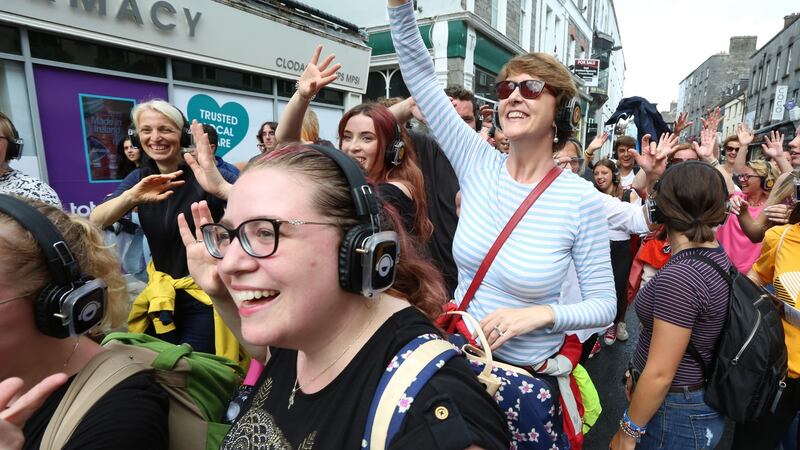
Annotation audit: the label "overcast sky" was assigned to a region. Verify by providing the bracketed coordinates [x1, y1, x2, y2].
[613, 0, 793, 111]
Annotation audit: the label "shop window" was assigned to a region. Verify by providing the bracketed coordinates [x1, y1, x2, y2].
[28, 31, 166, 78]
[366, 72, 388, 101]
[0, 25, 21, 55]
[173, 60, 273, 95]
[276, 79, 343, 106]
[474, 66, 498, 101]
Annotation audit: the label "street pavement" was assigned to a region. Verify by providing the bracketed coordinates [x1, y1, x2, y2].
[581, 308, 735, 449]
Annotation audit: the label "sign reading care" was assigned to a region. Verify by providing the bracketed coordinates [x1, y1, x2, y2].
[173, 86, 273, 163]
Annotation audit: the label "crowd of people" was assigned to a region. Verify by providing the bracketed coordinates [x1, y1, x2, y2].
[1, 0, 800, 448]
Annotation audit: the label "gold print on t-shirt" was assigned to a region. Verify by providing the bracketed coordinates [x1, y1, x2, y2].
[219, 377, 316, 450]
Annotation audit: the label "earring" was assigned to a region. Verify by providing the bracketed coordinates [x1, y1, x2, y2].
[553, 124, 559, 144]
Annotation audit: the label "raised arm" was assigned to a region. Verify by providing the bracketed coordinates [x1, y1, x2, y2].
[388, 0, 495, 178]
[274, 45, 341, 145]
[89, 170, 185, 228]
[734, 123, 754, 172]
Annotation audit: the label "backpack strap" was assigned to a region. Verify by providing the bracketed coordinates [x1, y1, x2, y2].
[363, 335, 460, 450]
[672, 252, 733, 382]
[40, 349, 149, 449]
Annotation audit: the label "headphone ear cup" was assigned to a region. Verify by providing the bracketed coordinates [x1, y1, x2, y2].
[556, 98, 580, 133]
[35, 283, 70, 338]
[385, 139, 404, 166]
[762, 177, 775, 191]
[128, 127, 142, 150]
[180, 122, 193, 148]
[338, 224, 372, 294]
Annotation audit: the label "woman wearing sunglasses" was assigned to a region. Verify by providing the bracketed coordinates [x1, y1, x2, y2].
[388, 0, 616, 439]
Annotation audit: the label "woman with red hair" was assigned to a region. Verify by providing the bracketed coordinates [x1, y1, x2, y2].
[276, 46, 433, 243]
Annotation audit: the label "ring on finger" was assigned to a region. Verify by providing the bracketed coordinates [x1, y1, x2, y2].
[493, 325, 505, 337]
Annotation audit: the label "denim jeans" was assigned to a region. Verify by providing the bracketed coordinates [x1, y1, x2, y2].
[638, 388, 724, 450]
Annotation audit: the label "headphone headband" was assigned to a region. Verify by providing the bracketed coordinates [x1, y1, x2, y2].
[306, 144, 381, 225]
[0, 195, 81, 285]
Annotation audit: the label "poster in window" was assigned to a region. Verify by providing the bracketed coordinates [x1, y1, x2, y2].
[79, 94, 135, 182]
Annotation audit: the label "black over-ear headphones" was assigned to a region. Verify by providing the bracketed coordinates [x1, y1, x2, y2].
[610, 160, 620, 186]
[384, 122, 405, 167]
[306, 145, 401, 298]
[0, 112, 24, 160]
[0, 195, 107, 338]
[128, 108, 193, 150]
[646, 160, 730, 226]
[761, 175, 775, 192]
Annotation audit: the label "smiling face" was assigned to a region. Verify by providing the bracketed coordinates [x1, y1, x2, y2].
[136, 110, 182, 169]
[723, 139, 741, 165]
[497, 73, 557, 143]
[594, 165, 614, 192]
[554, 142, 580, 173]
[123, 139, 140, 163]
[736, 165, 763, 196]
[216, 167, 344, 348]
[615, 145, 634, 169]
[340, 114, 382, 178]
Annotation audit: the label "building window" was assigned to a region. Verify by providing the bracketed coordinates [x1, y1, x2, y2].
[28, 31, 166, 78]
[0, 25, 21, 55]
[775, 52, 781, 82]
[173, 60, 273, 95]
[752, 69, 757, 94]
[491, 0, 499, 27]
[519, 2, 526, 45]
[474, 66, 498, 101]
[277, 80, 343, 106]
[763, 61, 770, 89]
[787, 45, 793, 77]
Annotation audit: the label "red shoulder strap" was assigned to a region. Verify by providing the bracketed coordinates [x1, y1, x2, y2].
[450, 166, 562, 332]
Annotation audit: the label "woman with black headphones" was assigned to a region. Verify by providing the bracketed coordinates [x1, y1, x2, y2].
[0, 196, 168, 449]
[0, 112, 61, 207]
[275, 46, 433, 243]
[611, 161, 731, 450]
[89, 100, 244, 363]
[177, 141, 508, 449]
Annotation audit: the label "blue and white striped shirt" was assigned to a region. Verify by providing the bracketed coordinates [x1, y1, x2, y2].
[389, 2, 616, 365]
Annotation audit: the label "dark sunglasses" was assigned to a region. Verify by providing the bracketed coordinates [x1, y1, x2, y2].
[495, 79, 555, 100]
[724, 145, 740, 153]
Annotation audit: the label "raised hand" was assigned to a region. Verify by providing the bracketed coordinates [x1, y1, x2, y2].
[586, 131, 609, 156]
[692, 127, 716, 161]
[0, 374, 69, 450]
[127, 170, 185, 204]
[700, 107, 722, 132]
[479, 104, 494, 128]
[184, 121, 231, 199]
[761, 130, 786, 159]
[729, 196, 748, 216]
[629, 133, 673, 181]
[177, 201, 228, 300]
[673, 112, 693, 135]
[736, 122, 754, 147]
[297, 45, 342, 101]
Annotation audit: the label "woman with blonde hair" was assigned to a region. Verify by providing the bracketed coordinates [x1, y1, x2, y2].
[90, 99, 243, 361]
[0, 196, 169, 449]
[717, 159, 778, 272]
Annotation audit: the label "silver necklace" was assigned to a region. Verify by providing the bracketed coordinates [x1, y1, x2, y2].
[288, 307, 376, 409]
[63, 338, 80, 371]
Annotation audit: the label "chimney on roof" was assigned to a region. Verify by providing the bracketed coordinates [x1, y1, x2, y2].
[729, 36, 757, 55]
[785, 13, 800, 29]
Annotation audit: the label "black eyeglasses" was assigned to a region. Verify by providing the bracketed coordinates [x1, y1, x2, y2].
[735, 174, 761, 182]
[200, 218, 337, 259]
[495, 79, 555, 100]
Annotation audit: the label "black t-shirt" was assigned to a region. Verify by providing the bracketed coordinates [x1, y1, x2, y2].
[23, 371, 170, 450]
[106, 162, 238, 278]
[220, 307, 509, 450]
[408, 131, 460, 295]
[378, 182, 417, 236]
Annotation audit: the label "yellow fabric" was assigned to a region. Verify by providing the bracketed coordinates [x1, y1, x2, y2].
[572, 364, 601, 434]
[751, 224, 800, 378]
[128, 261, 247, 366]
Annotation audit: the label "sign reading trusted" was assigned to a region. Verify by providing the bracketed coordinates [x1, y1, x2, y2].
[187, 94, 249, 156]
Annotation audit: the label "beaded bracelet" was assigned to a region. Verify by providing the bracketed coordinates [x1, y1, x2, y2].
[620, 409, 646, 437]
